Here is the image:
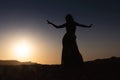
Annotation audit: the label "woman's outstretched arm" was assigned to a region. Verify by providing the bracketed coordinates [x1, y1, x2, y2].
[75, 22, 93, 28]
[47, 20, 65, 28]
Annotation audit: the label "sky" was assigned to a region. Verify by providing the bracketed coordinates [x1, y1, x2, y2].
[0, 0, 120, 64]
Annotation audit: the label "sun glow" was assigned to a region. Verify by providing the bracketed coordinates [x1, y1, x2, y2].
[13, 40, 32, 61]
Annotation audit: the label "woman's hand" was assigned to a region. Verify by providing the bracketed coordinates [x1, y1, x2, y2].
[47, 20, 52, 24]
[89, 24, 93, 28]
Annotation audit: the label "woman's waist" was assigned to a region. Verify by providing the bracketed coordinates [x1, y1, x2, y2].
[64, 32, 76, 37]
[66, 31, 75, 34]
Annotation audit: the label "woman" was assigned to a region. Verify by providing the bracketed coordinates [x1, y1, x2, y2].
[47, 14, 92, 66]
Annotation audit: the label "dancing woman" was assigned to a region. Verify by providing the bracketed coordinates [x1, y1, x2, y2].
[47, 14, 92, 66]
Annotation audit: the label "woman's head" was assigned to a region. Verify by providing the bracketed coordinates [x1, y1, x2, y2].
[65, 14, 74, 22]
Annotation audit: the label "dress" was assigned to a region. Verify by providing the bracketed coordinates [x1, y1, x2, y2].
[61, 31, 83, 66]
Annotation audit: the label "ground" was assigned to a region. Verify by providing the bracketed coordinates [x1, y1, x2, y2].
[0, 57, 120, 80]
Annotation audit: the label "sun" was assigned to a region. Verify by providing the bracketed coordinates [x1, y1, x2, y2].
[13, 40, 32, 60]
[15, 42, 30, 57]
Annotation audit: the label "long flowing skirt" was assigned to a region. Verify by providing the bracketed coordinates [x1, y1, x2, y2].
[61, 33, 83, 66]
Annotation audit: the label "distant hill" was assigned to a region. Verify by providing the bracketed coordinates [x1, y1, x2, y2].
[0, 60, 37, 65]
[1, 56, 119, 65]
[86, 56, 120, 63]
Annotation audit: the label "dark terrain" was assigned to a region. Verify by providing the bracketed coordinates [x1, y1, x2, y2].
[0, 57, 120, 80]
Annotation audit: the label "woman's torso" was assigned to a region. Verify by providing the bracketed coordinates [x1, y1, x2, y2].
[65, 22, 76, 34]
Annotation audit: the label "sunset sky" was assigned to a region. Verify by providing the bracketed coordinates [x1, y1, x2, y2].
[0, 0, 120, 64]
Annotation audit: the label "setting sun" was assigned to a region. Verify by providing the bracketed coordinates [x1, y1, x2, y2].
[14, 42, 30, 57]
[13, 40, 32, 61]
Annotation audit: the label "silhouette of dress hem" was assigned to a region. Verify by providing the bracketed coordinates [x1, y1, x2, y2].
[62, 32, 83, 66]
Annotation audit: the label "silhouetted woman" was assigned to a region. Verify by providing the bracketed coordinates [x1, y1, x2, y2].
[47, 14, 92, 66]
